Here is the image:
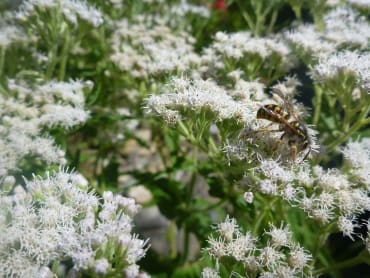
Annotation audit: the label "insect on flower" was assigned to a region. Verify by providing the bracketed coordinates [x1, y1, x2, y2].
[254, 90, 311, 163]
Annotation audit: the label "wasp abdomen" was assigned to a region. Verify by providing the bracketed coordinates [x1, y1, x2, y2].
[257, 104, 290, 122]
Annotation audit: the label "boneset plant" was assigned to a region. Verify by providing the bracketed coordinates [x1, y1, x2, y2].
[1, 0, 370, 277]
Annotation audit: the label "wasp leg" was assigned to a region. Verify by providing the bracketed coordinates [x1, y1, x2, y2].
[273, 132, 286, 151]
[291, 144, 297, 163]
[241, 126, 281, 137]
[298, 148, 311, 163]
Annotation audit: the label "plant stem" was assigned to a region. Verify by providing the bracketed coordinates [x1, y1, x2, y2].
[327, 106, 370, 151]
[313, 250, 370, 275]
[169, 221, 177, 259]
[58, 27, 70, 81]
[313, 86, 323, 126]
[46, 42, 59, 80]
[0, 47, 5, 79]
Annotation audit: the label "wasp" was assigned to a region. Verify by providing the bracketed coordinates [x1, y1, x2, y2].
[254, 91, 311, 163]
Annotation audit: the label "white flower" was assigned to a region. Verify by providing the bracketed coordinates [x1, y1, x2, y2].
[265, 223, 291, 248]
[202, 31, 296, 80]
[170, 0, 210, 18]
[16, 0, 103, 27]
[342, 139, 370, 185]
[337, 216, 357, 240]
[259, 180, 278, 195]
[93, 258, 110, 275]
[227, 232, 256, 261]
[349, 0, 370, 9]
[0, 24, 28, 47]
[0, 79, 90, 175]
[323, 7, 370, 49]
[287, 7, 370, 59]
[217, 215, 239, 242]
[0, 170, 148, 277]
[288, 244, 312, 270]
[205, 236, 228, 259]
[311, 50, 370, 92]
[316, 169, 350, 191]
[244, 191, 254, 203]
[110, 17, 200, 78]
[201, 267, 221, 278]
[260, 159, 294, 183]
[258, 246, 285, 269]
[124, 264, 140, 278]
[146, 76, 257, 125]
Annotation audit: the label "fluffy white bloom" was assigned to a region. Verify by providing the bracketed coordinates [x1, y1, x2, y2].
[216, 215, 239, 241]
[15, 0, 103, 27]
[311, 50, 370, 92]
[0, 79, 90, 175]
[324, 7, 370, 48]
[259, 180, 278, 195]
[258, 246, 285, 269]
[337, 216, 357, 240]
[110, 17, 200, 78]
[0, 24, 28, 47]
[288, 244, 312, 270]
[260, 159, 294, 183]
[228, 232, 256, 261]
[0, 170, 148, 277]
[265, 223, 291, 248]
[205, 219, 314, 276]
[146, 76, 257, 125]
[169, 0, 210, 18]
[348, 0, 370, 9]
[286, 24, 336, 57]
[287, 7, 370, 59]
[244, 191, 254, 203]
[342, 138, 370, 185]
[202, 31, 296, 80]
[201, 267, 221, 278]
[205, 236, 228, 260]
[316, 168, 351, 191]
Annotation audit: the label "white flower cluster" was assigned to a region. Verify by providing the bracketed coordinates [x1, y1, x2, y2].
[110, 17, 200, 79]
[145, 76, 259, 125]
[15, 0, 104, 27]
[169, 0, 210, 18]
[311, 50, 370, 92]
[201, 31, 297, 80]
[202, 217, 313, 277]
[0, 24, 27, 48]
[348, 0, 370, 10]
[0, 79, 91, 176]
[249, 159, 370, 239]
[287, 7, 370, 58]
[342, 138, 370, 186]
[0, 170, 148, 277]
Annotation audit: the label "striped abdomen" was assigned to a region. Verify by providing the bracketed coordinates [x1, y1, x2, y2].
[257, 104, 290, 123]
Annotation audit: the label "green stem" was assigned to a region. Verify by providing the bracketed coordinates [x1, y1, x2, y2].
[181, 225, 190, 263]
[168, 221, 177, 259]
[268, 9, 278, 34]
[313, 86, 323, 126]
[236, 0, 255, 34]
[254, 0, 264, 37]
[327, 107, 370, 151]
[0, 47, 5, 78]
[46, 42, 59, 80]
[312, 223, 335, 262]
[252, 197, 278, 235]
[191, 199, 226, 213]
[58, 27, 70, 81]
[313, 250, 370, 275]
